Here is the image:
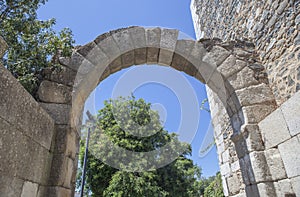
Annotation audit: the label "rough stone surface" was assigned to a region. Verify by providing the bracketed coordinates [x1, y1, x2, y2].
[203, 45, 231, 66]
[21, 182, 38, 197]
[39, 103, 71, 125]
[256, 182, 277, 197]
[275, 179, 295, 196]
[0, 66, 55, 150]
[53, 125, 79, 160]
[291, 176, 300, 195]
[242, 104, 275, 124]
[265, 148, 287, 181]
[45, 187, 71, 197]
[191, 0, 300, 105]
[217, 56, 243, 78]
[38, 80, 72, 104]
[281, 91, 300, 136]
[259, 108, 291, 149]
[0, 173, 23, 197]
[235, 84, 275, 106]
[249, 151, 272, 183]
[278, 137, 300, 178]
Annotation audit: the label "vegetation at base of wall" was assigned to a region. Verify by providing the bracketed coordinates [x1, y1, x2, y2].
[77, 96, 224, 197]
[0, 0, 74, 94]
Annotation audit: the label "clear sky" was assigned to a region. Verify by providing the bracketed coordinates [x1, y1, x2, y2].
[37, 0, 220, 177]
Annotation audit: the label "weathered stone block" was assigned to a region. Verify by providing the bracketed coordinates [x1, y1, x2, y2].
[291, 176, 300, 195]
[265, 148, 287, 181]
[231, 160, 240, 172]
[121, 50, 135, 68]
[228, 66, 260, 90]
[38, 80, 72, 104]
[112, 29, 134, 54]
[76, 58, 96, 76]
[145, 27, 161, 48]
[275, 179, 295, 196]
[174, 40, 195, 59]
[0, 172, 23, 197]
[0, 118, 52, 184]
[259, 108, 291, 149]
[221, 176, 229, 196]
[146, 47, 159, 64]
[170, 52, 187, 72]
[236, 83, 275, 106]
[218, 56, 246, 78]
[63, 158, 75, 188]
[21, 181, 38, 197]
[53, 125, 79, 160]
[249, 151, 272, 183]
[158, 29, 178, 65]
[58, 56, 71, 68]
[39, 103, 71, 125]
[44, 66, 77, 87]
[206, 69, 226, 95]
[48, 154, 68, 186]
[241, 124, 264, 152]
[62, 51, 85, 71]
[158, 49, 174, 66]
[77, 42, 107, 66]
[220, 162, 231, 178]
[202, 45, 231, 66]
[256, 182, 277, 197]
[281, 91, 300, 136]
[134, 48, 147, 65]
[278, 137, 300, 178]
[227, 173, 240, 195]
[45, 186, 71, 197]
[160, 28, 178, 50]
[0, 66, 55, 150]
[128, 27, 146, 49]
[242, 104, 276, 124]
[108, 56, 122, 74]
[15, 135, 52, 184]
[96, 35, 121, 61]
[222, 149, 230, 163]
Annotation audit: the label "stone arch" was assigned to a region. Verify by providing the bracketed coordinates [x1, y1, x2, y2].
[68, 27, 247, 133]
[39, 26, 277, 196]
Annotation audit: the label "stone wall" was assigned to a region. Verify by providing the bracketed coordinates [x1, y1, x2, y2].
[191, 1, 300, 196]
[0, 37, 55, 197]
[258, 91, 300, 196]
[191, 0, 300, 106]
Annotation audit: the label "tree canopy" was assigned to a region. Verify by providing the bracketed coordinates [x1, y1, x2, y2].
[0, 0, 74, 93]
[78, 96, 205, 197]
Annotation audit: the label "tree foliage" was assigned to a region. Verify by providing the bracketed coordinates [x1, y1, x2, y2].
[0, 0, 74, 93]
[203, 172, 224, 197]
[78, 96, 204, 197]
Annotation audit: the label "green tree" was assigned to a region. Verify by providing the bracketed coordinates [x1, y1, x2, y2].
[203, 172, 224, 197]
[78, 96, 203, 197]
[0, 0, 74, 93]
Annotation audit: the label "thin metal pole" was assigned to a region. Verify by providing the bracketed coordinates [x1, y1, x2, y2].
[80, 127, 91, 197]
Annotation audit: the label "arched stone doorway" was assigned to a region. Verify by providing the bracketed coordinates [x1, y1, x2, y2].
[38, 26, 277, 196]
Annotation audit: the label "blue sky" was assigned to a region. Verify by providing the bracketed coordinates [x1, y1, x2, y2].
[37, 0, 219, 177]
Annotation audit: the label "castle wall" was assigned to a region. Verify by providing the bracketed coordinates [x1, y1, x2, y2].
[191, 1, 300, 196]
[191, 0, 300, 106]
